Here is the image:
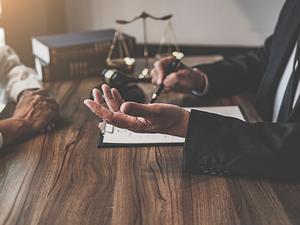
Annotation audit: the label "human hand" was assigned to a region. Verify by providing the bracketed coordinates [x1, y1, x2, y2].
[84, 84, 190, 137]
[13, 89, 60, 134]
[150, 56, 208, 93]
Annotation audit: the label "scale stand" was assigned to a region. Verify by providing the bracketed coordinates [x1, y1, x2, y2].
[106, 11, 184, 78]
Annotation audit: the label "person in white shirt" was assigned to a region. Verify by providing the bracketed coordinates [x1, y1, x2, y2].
[0, 46, 59, 149]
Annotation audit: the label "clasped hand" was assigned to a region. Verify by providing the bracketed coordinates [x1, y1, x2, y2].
[13, 89, 60, 133]
[84, 84, 190, 138]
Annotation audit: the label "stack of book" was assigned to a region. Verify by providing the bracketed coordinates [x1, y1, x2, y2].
[32, 29, 136, 81]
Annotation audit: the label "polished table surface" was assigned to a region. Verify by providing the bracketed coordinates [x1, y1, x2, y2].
[1, 57, 300, 225]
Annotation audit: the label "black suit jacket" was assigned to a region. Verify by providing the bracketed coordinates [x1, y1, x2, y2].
[183, 0, 300, 180]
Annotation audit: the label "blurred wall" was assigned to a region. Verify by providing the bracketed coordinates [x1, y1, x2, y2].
[0, 0, 286, 66]
[0, 0, 66, 66]
[65, 0, 285, 46]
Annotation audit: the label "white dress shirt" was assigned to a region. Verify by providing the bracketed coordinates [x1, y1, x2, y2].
[0, 45, 42, 149]
[273, 43, 300, 122]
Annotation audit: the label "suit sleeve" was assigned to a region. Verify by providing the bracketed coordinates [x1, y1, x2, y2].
[194, 36, 272, 97]
[183, 110, 300, 181]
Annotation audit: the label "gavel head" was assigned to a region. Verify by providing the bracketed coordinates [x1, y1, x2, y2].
[89, 68, 146, 103]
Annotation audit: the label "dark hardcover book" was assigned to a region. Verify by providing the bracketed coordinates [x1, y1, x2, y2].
[32, 29, 136, 64]
[34, 57, 106, 81]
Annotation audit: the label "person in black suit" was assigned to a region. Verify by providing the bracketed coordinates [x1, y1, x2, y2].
[84, 0, 300, 180]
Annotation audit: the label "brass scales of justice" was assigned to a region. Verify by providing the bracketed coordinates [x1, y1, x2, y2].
[106, 11, 184, 79]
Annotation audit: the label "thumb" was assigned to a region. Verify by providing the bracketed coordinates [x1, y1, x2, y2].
[120, 102, 157, 118]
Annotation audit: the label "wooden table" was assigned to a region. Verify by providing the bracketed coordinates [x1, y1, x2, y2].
[1, 57, 300, 225]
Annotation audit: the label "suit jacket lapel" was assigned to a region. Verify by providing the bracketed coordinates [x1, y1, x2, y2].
[289, 34, 300, 121]
[290, 96, 300, 121]
[255, 0, 300, 121]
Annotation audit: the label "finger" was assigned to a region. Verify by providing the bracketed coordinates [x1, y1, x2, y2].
[120, 102, 159, 118]
[171, 69, 195, 92]
[176, 69, 190, 79]
[85, 99, 142, 132]
[36, 113, 57, 134]
[150, 68, 158, 85]
[84, 99, 113, 121]
[43, 97, 57, 104]
[43, 101, 60, 114]
[111, 88, 124, 105]
[44, 97, 60, 111]
[98, 121, 106, 130]
[153, 56, 175, 84]
[92, 88, 105, 104]
[164, 86, 172, 92]
[163, 70, 190, 85]
[151, 77, 157, 85]
[154, 62, 166, 85]
[35, 96, 59, 113]
[102, 84, 120, 112]
[163, 72, 179, 89]
[91, 88, 108, 109]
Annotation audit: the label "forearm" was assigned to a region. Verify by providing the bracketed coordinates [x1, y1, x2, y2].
[183, 110, 300, 181]
[0, 118, 30, 146]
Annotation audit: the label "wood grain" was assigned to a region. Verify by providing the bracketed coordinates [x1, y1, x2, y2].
[0, 57, 300, 225]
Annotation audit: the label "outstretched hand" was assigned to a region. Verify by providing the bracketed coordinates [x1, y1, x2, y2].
[84, 84, 190, 137]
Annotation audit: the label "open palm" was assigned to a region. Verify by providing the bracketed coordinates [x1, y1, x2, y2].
[84, 84, 190, 137]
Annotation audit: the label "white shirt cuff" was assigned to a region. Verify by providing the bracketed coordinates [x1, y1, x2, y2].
[9, 75, 42, 102]
[191, 68, 209, 97]
[0, 132, 3, 149]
